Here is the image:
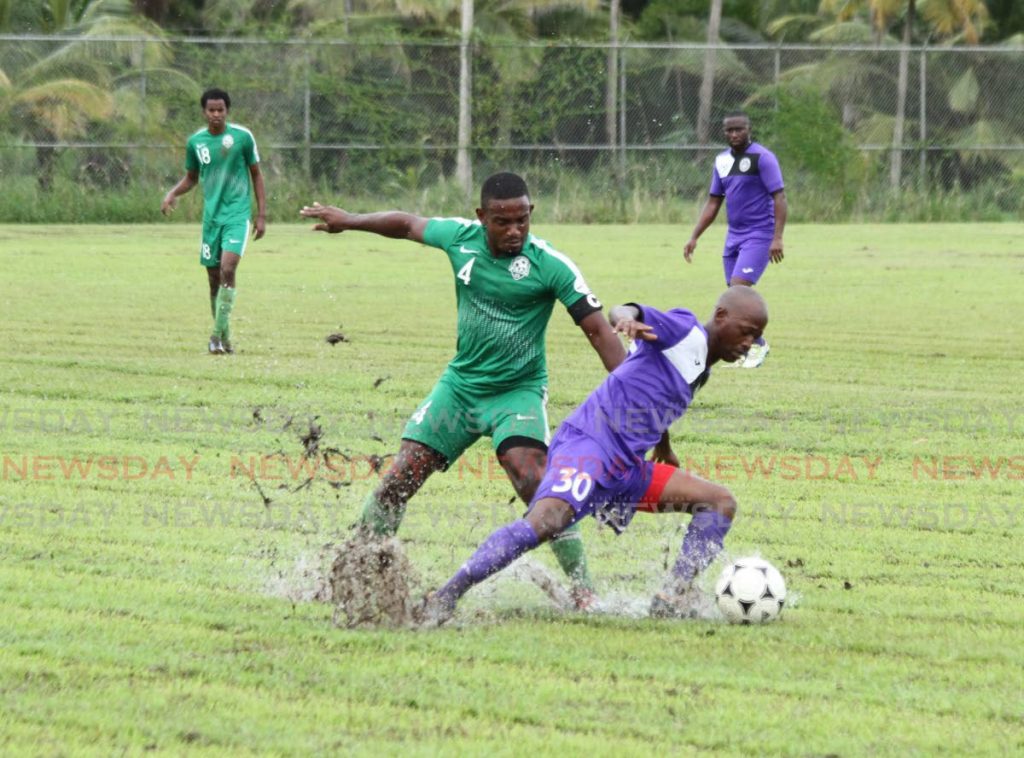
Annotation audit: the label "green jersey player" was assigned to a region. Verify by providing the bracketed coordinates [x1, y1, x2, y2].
[161, 88, 267, 354]
[300, 173, 642, 608]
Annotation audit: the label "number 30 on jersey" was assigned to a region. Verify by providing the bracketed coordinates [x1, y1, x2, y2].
[550, 467, 593, 502]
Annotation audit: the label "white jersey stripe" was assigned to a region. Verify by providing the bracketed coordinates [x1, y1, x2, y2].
[660, 328, 708, 384]
[229, 123, 260, 162]
[531, 235, 592, 294]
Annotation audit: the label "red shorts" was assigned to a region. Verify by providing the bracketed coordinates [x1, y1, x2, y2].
[636, 463, 675, 512]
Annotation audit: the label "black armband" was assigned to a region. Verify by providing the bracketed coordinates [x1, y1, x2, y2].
[567, 293, 603, 325]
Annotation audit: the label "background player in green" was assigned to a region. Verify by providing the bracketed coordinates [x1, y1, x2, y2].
[161, 87, 267, 354]
[300, 172, 648, 609]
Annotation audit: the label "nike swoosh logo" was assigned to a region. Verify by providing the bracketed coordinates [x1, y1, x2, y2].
[741, 267, 754, 273]
[228, 239, 240, 243]
[515, 414, 536, 421]
[459, 246, 479, 254]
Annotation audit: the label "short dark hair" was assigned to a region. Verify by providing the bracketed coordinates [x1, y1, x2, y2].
[201, 88, 231, 109]
[480, 172, 529, 207]
[724, 110, 750, 122]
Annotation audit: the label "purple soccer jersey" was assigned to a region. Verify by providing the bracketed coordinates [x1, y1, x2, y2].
[708, 142, 784, 244]
[563, 304, 709, 463]
[530, 305, 710, 531]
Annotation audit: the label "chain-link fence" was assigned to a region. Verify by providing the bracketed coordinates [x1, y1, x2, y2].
[2, 35, 1022, 222]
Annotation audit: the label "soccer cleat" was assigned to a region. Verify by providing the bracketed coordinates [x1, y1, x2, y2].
[741, 340, 769, 368]
[208, 335, 224, 354]
[415, 591, 456, 629]
[649, 583, 714, 620]
[649, 591, 694, 619]
[220, 340, 235, 355]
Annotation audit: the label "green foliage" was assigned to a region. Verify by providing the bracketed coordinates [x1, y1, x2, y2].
[2, 26, 1022, 223]
[748, 86, 864, 215]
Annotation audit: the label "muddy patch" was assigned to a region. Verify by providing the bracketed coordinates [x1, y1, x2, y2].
[328, 534, 418, 629]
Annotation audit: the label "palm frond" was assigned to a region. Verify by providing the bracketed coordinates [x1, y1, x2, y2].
[13, 77, 113, 138]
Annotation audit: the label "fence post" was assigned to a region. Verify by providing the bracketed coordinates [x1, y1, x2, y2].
[455, 0, 474, 198]
[773, 43, 781, 110]
[619, 44, 627, 193]
[304, 44, 312, 180]
[918, 46, 927, 192]
[139, 38, 147, 179]
[139, 37, 147, 108]
[605, 34, 620, 190]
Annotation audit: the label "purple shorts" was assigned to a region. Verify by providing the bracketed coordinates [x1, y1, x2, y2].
[723, 236, 772, 285]
[530, 424, 660, 534]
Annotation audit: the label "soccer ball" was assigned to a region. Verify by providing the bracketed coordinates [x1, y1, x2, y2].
[715, 557, 786, 624]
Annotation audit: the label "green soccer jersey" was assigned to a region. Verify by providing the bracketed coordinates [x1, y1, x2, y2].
[184, 123, 260, 226]
[423, 217, 602, 393]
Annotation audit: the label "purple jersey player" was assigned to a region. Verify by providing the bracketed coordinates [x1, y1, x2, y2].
[420, 287, 768, 626]
[684, 111, 786, 369]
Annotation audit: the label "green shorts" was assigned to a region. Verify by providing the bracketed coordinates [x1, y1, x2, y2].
[199, 219, 251, 268]
[402, 378, 550, 466]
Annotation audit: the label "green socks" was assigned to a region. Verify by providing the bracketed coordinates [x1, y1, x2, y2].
[548, 521, 593, 590]
[213, 286, 236, 342]
[359, 492, 406, 536]
[209, 295, 217, 320]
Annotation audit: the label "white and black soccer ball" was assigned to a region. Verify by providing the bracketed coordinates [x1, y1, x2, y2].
[715, 557, 786, 624]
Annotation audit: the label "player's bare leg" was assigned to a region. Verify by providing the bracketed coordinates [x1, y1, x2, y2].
[360, 439, 447, 536]
[647, 469, 737, 618]
[206, 267, 223, 354]
[499, 445, 598, 609]
[214, 252, 241, 354]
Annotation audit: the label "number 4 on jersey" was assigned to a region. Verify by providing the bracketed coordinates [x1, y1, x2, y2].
[457, 258, 475, 285]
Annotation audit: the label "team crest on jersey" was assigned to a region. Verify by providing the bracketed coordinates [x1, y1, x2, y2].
[508, 256, 531, 280]
[221, 134, 234, 150]
[739, 157, 751, 172]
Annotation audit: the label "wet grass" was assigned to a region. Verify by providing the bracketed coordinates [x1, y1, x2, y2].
[0, 222, 1022, 755]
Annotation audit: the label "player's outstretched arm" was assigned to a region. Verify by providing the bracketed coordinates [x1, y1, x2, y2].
[161, 171, 198, 215]
[683, 195, 723, 263]
[578, 311, 627, 372]
[299, 202, 428, 242]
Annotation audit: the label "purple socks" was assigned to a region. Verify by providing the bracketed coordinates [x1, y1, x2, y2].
[436, 519, 540, 605]
[671, 509, 733, 585]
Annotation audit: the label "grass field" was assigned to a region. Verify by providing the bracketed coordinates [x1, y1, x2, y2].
[1, 221, 1022, 755]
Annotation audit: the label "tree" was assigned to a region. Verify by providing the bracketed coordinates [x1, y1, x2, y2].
[773, 0, 989, 188]
[0, 0, 177, 188]
[456, 0, 473, 194]
[606, 0, 621, 182]
[695, 0, 723, 147]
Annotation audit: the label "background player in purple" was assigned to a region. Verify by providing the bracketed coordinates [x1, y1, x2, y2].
[683, 111, 786, 368]
[420, 286, 768, 625]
